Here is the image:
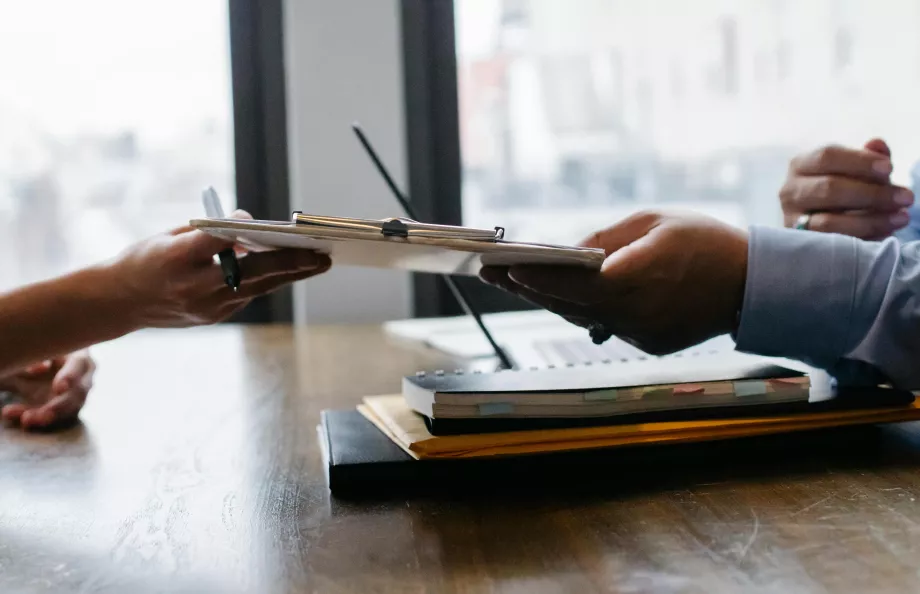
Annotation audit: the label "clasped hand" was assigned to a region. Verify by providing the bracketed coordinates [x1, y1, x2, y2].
[780, 138, 914, 238]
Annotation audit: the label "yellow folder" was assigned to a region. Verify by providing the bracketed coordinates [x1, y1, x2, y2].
[359, 394, 920, 460]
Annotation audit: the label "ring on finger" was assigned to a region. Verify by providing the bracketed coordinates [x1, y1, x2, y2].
[794, 213, 812, 230]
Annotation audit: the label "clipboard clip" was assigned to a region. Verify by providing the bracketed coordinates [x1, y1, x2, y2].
[381, 218, 410, 238]
[292, 212, 505, 242]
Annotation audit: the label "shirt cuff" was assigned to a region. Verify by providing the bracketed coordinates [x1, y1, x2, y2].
[734, 226, 859, 369]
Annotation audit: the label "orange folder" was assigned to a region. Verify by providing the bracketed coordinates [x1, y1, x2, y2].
[359, 395, 920, 460]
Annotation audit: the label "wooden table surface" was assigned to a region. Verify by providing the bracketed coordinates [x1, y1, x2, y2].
[5, 324, 920, 594]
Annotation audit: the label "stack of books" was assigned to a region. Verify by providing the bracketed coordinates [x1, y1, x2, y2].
[319, 350, 920, 492]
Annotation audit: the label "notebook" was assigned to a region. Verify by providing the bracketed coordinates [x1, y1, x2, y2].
[190, 213, 606, 276]
[402, 354, 812, 422]
[360, 392, 920, 460]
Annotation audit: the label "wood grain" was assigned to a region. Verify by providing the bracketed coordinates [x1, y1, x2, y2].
[2, 324, 920, 593]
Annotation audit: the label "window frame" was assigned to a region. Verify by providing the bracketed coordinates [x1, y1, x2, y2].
[227, 0, 293, 323]
[400, 0, 535, 317]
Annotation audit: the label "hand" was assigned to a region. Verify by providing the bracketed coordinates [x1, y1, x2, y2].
[480, 211, 748, 355]
[0, 350, 95, 431]
[106, 210, 331, 329]
[781, 139, 914, 239]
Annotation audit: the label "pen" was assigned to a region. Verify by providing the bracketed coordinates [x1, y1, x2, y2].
[201, 187, 242, 291]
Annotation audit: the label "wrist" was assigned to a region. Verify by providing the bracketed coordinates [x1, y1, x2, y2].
[75, 262, 145, 338]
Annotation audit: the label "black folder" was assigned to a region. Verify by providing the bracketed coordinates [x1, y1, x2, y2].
[317, 407, 900, 497]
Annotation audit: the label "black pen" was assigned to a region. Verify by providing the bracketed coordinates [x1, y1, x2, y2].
[202, 187, 242, 291]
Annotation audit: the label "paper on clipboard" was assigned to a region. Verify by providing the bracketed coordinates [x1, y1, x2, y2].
[190, 215, 606, 276]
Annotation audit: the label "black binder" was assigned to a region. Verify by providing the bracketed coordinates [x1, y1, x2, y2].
[317, 407, 898, 497]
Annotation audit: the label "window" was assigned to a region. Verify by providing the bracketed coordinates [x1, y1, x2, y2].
[454, 0, 920, 246]
[0, 0, 235, 292]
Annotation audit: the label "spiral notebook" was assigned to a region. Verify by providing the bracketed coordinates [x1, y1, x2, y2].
[404, 354, 811, 419]
[399, 351, 842, 436]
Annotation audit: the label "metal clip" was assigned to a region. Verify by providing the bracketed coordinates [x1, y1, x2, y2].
[381, 218, 410, 238]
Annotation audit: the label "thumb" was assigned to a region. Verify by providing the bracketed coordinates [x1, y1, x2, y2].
[172, 229, 235, 263]
[578, 211, 663, 255]
[52, 352, 95, 395]
[227, 210, 255, 255]
[864, 138, 891, 158]
[172, 208, 256, 263]
[229, 209, 254, 221]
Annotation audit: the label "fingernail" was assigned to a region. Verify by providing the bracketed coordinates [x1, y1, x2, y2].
[891, 211, 910, 227]
[873, 160, 893, 175]
[896, 189, 915, 206]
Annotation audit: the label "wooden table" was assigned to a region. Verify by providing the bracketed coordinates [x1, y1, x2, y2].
[5, 325, 920, 593]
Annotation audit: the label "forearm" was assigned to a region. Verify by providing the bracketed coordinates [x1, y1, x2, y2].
[735, 227, 920, 389]
[0, 264, 137, 377]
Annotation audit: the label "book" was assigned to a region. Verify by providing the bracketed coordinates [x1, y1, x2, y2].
[402, 354, 811, 421]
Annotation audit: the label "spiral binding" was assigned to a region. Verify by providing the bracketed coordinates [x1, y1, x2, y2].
[413, 346, 725, 377]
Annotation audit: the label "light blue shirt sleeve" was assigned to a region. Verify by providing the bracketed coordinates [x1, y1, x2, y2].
[734, 226, 920, 389]
[894, 160, 920, 243]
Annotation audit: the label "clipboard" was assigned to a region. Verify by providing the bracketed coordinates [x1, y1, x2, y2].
[190, 213, 606, 276]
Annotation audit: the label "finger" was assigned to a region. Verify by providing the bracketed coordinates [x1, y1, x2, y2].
[480, 266, 596, 317]
[232, 261, 332, 300]
[791, 145, 893, 181]
[806, 210, 910, 239]
[21, 391, 86, 430]
[788, 176, 913, 212]
[577, 211, 662, 254]
[2, 403, 26, 423]
[864, 138, 891, 158]
[505, 265, 609, 306]
[169, 225, 195, 236]
[201, 261, 334, 314]
[23, 360, 53, 375]
[20, 407, 56, 429]
[236, 250, 332, 283]
[52, 352, 95, 395]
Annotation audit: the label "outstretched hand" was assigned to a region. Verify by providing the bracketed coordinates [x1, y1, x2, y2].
[480, 211, 749, 355]
[108, 210, 332, 329]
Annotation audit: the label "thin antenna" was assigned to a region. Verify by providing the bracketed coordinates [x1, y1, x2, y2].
[351, 121, 515, 370]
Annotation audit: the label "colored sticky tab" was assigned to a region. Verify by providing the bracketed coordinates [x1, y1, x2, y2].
[584, 389, 619, 401]
[769, 377, 808, 387]
[641, 388, 673, 399]
[734, 381, 768, 397]
[478, 402, 514, 416]
[673, 384, 706, 395]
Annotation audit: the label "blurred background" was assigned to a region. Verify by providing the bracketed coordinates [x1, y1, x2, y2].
[0, 0, 235, 293]
[2, 0, 919, 321]
[455, 0, 920, 244]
